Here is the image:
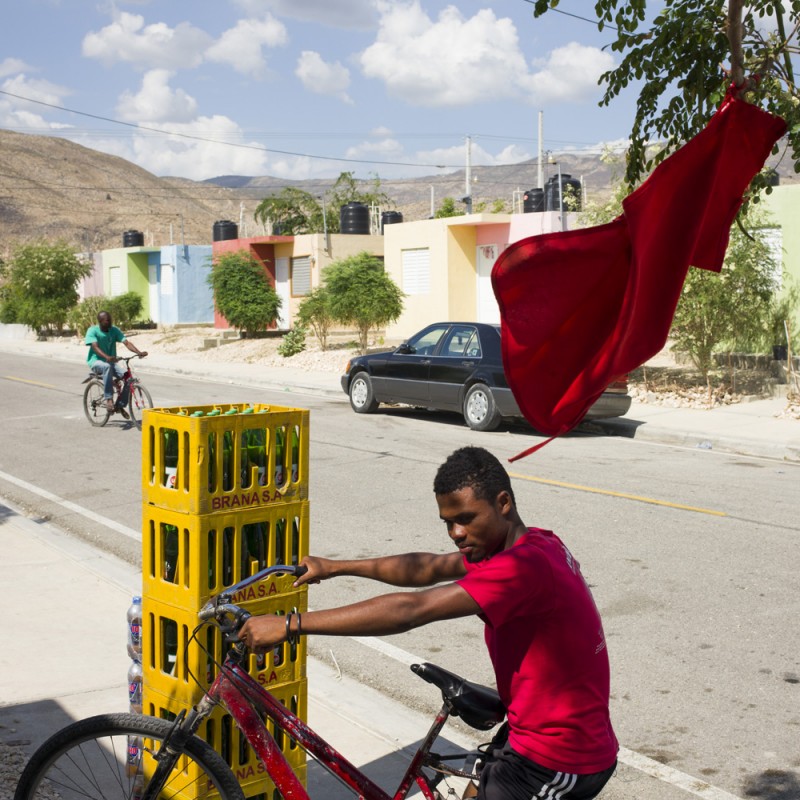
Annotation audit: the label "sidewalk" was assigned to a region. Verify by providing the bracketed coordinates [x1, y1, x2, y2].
[0, 499, 478, 797]
[0, 334, 797, 462]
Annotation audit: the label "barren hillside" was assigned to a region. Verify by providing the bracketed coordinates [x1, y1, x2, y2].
[1, 127, 796, 254]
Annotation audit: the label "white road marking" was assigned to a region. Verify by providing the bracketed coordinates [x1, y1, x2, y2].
[0, 470, 141, 541]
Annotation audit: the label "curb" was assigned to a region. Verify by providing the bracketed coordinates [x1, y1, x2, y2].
[584, 417, 800, 463]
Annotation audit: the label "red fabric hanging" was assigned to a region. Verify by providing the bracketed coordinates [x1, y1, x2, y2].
[492, 93, 786, 446]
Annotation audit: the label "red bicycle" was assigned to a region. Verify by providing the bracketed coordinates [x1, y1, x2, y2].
[82, 354, 153, 427]
[14, 565, 506, 800]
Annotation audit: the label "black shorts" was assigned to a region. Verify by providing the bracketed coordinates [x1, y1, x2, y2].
[477, 742, 616, 800]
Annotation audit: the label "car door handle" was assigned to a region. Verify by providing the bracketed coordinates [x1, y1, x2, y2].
[461, 361, 475, 366]
[420, 359, 431, 365]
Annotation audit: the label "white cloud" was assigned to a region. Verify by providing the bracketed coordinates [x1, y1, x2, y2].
[206, 15, 288, 76]
[360, 3, 531, 106]
[116, 70, 198, 123]
[345, 137, 404, 160]
[0, 58, 33, 78]
[82, 12, 211, 70]
[526, 42, 614, 104]
[0, 73, 73, 130]
[82, 115, 271, 180]
[234, 0, 378, 30]
[296, 51, 352, 103]
[360, 2, 614, 108]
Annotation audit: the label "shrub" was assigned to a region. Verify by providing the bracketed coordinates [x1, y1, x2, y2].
[67, 292, 144, 336]
[324, 252, 404, 354]
[277, 327, 307, 357]
[297, 287, 334, 351]
[0, 241, 92, 333]
[207, 251, 281, 336]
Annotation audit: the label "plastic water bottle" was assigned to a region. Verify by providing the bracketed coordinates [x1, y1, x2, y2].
[128, 659, 143, 714]
[131, 771, 145, 800]
[126, 596, 142, 660]
[126, 735, 142, 776]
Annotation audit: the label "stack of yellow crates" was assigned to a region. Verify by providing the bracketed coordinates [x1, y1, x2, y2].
[140, 402, 310, 799]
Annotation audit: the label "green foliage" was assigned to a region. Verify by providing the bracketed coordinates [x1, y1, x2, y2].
[474, 198, 510, 214]
[67, 292, 144, 336]
[323, 251, 404, 354]
[296, 286, 335, 351]
[0, 241, 92, 333]
[277, 327, 307, 357]
[253, 187, 325, 235]
[434, 197, 465, 218]
[533, 2, 800, 197]
[671, 214, 780, 378]
[253, 171, 394, 235]
[207, 250, 281, 336]
[764, 279, 800, 350]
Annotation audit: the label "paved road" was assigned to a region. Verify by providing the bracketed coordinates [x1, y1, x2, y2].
[1, 351, 798, 800]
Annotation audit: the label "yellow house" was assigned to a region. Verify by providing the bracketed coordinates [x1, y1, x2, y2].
[383, 211, 578, 341]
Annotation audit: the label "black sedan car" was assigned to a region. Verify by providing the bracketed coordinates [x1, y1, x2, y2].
[341, 321, 631, 431]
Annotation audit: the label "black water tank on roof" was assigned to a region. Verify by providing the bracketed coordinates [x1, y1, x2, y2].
[340, 202, 370, 234]
[545, 174, 582, 212]
[123, 230, 144, 247]
[523, 188, 544, 213]
[380, 210, 403, 234]
[213, 220, 239, 241]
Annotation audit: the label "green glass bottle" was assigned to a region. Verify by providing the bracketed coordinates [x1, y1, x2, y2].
[163, 429, 178, 489]
[163, 524, 179, 582]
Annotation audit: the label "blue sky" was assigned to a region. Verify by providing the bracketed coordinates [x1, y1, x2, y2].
[1, 1, 651, 182]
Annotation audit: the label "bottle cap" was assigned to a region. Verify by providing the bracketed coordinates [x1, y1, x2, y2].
[132, 595, 141, 602]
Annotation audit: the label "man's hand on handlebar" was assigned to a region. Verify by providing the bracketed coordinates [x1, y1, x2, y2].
[292, 556, 336, 587]
[239, 615, 286, 652]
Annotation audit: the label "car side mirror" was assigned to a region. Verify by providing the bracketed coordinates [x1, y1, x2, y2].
[396, 342, 415, 354]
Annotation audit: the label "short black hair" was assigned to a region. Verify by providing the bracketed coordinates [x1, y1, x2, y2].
[433, 446, 515, 505]
[97, 310, 111, 321]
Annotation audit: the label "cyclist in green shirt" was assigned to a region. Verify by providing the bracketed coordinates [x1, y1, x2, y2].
[85, 310, 147, 418]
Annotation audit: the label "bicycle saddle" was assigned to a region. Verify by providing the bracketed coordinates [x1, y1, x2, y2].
[411, 662, 506, 730]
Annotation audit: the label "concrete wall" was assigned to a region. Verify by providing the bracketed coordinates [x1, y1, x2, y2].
[101, 246, 158, 321]
[383, 211, 578, 341]
[159, 245, 214, 325]
[211, 233, 384, 330]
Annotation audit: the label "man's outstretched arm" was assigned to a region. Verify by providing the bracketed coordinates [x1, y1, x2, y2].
[294, 551, 465, 589]
[239, 582, 478, 651]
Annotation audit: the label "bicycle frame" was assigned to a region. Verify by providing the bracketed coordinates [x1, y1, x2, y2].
[198, 655, 451, 800]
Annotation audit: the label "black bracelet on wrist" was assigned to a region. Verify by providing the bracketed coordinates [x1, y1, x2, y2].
[295, 612, 302, 641]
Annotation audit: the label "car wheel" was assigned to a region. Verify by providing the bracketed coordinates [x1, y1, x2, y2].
[349, 372, 379, 413]
[463, 384, 502, 431]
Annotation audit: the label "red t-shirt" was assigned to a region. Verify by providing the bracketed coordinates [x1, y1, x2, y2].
[457, 528, 617, 773]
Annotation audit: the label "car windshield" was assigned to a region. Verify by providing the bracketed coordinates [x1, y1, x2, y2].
[406, 325, 448, 355]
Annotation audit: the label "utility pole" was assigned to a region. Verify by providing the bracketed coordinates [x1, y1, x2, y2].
[538, 110, 544, 190]
[463, 136, 473, 214]
[430, 185, 435, 218]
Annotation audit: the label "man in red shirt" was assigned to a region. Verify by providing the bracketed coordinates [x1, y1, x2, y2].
[241, 446, 617, 799]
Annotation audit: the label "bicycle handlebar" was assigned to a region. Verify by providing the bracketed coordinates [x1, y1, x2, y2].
[198, 564, 308, 629]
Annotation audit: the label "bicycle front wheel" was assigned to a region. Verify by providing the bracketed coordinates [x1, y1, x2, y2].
[83, 380, 110, 427]
[128, 380, 154, 423]
[14, 713, 245, 800]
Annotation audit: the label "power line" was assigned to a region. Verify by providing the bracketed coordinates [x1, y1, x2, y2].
[0, 89, 451, 171]
[520, 0, 618, 32]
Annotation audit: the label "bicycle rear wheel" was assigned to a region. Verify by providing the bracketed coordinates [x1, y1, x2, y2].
[83, 380, 110, 427]
[14, 713, 244, 800]
[128, 380, 154, 424]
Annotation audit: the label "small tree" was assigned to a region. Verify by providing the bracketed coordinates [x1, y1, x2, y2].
[434, 197, 464, 218]
[671, 215, 779, 401]
[324, 252, 404, 354]
[207, 251, 281, 337]
[68, 292, 144, 336]
[0, 241, 92, 333]
[297, 286, 335, 351]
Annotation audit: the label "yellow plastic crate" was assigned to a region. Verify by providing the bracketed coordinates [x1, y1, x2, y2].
[142, 502, 309, 610]
[142, 682, 307, 799]
[142, 403, 309, 515]
[142, 595, 306, 706]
